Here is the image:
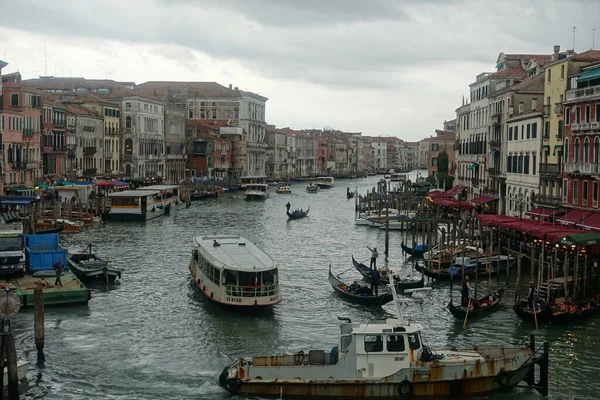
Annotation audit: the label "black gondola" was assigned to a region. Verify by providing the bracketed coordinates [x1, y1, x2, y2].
[415, 256, 514, 281]
[447, 286, 506, 321]
[395, 275, 425, 291]
[34, 224, 64, 234]
[190, 191, 218, 201]
[400, 242, 429, 257]
[514, 298, 600, 324]
[287, 206, 309, 220]
[328, 264, 392, 306]
[346, 188, 355, 199]
[352, 255, 391, 285]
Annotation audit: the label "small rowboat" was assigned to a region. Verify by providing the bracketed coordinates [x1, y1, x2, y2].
[328, 264, 392, 306]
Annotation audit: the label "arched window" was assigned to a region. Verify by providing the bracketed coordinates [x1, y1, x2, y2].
[584, 137, 590, 163]
[125, 164, 131, 175]
[595, 138, 600, 164]
[125, 116, 132, 129]
[574, 138, 580, 162]
[564, 138, 570, 162]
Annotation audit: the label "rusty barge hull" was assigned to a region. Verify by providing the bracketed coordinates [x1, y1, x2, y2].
[234, 365, 533, 398]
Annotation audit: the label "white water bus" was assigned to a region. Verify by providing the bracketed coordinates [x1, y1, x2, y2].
[240, 175, 268, 190]
[105, 185, 184, 221]
[245, 183, 269, 200]
[314, 176, 335, 189]
[189, 235, 281, 309]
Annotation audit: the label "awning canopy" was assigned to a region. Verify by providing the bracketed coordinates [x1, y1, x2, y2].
[525, 207, 564, 219]
[576, 211, 600, 231]
[6, 186, 34, 192]
[467, 163, 478, 171]
[556, 209, 591, 226]
[577, 68, 600, 83]
[475, 214, 586, 243]
[434, 198, 477, 209]
[446, 185, 464, 196]
[471, 196, 497, 205]
[560, 232, 600, 246]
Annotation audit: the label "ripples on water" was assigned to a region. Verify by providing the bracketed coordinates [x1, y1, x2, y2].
[10, 171, 598, 399]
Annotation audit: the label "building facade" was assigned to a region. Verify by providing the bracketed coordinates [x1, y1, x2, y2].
[164, 104, 186, 184]
[41, 100, 67, 177]
[66, 104, 104, 178]
[1, 72, 43, 194]
[562, 63, 600, 220]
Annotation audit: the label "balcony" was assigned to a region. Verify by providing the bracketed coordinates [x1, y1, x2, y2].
[491, 115, 501, 125]
[11, 162, 26, 170]
[105, 151, 113, 158]
[489, 139, 500, 150]
[565, 85, 600, 101]
[68, 150, 76, 158]
[26, 162, 38, 169]
[581, 122, 591, 130]
[487, 166, 500, 176]
[543, 104, 551, 116]
[123, 154, 133, 161]
[564, 161, 600, 175]
[124, 127, 132, 134]
[554, 103, 563, 114]
[571, 123, 581, 132]
[539, 163, 561, 177]
[535, 195, 562, 207]
[45, 146, 68, 153]
[83, 146, 97, 155]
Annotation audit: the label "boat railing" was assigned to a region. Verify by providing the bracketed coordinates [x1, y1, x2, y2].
[226, 284, 278, 297]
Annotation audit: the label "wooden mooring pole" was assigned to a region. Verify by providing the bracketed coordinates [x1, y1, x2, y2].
[34, 287, 45, 363]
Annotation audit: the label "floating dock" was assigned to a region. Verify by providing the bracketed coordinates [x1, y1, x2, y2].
[1, 272, 90, 307]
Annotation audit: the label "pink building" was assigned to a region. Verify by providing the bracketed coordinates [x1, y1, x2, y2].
[1, 72, 42, 195]
[0, 60, 7, 195]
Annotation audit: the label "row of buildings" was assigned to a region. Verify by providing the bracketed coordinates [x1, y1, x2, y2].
[446, 45, 600, 224]
[0, 59, 444, 195]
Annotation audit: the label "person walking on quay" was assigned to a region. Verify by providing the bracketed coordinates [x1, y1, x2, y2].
[366, 246, 379, 270]
[53, 257, 64, 287]
[461, 276, 471, 307]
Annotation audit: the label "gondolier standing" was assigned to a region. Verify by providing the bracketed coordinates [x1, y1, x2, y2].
[286, 202, 291, 212]
[366, 246, 378, 269]
[461, 276, 471, 307]
[527, 282, 535, 308]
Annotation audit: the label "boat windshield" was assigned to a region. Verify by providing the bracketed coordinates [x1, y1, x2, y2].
[0, 235, 23, 251]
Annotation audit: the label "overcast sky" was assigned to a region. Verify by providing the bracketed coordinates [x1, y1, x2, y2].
[1, 0, 599, 141]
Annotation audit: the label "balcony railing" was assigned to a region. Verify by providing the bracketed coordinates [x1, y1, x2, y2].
[105, 151, 113, 158]
[487, 166, 500, 176]
[123, 154, 133, 161]
[571, 123, 580, 132]
[83, 146, 97, 155]
[543, 105, 551, 116]
[489, 139, 500, 150]
[11, 162, 26, 170]
[26, 162, 38, 169]
[539, 163, 561, 176]
[45, 146, 68, 153]
[535, 195, 561, 207]
[564, 161, 600, 175]
[566, 85, 600, 101]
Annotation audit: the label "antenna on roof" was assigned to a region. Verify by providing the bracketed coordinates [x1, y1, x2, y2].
[44, 35, 47, 76]
[593, 28, 596, 50]
[573, 26, 577, 51]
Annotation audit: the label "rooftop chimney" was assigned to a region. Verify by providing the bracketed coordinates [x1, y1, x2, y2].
[234, 86, 239, 90]
[228, 84, 232, 89]
[553, 45, 560, 60]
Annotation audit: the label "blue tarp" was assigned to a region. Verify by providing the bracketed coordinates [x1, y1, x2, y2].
[1, 200, 36, 205]
[74, 181, 93, 186]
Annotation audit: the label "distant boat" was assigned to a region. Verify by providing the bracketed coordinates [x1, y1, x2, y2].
[328, 264, 392, 306]
[190, 191, 218, 201]
[245, 183, 269, 200]
[306, 185, 320, 193]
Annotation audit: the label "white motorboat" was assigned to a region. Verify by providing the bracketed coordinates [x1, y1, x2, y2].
[189, 235, 281, 309]
[245, 184, 269, 200]
[218, 286, 549, 398]
[314, 176, 335, 189]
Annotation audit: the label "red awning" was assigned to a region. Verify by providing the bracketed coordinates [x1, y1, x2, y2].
[525, 207, 564, 219]
[427, 189, 452, 199]
[557, 209, 592, 226]
[471, 196, 497, 205]
[94, 181, 116, 187]
[446, 185, 464, 196]
[434, 198, 477, 209]
[578, 211, 600, 231]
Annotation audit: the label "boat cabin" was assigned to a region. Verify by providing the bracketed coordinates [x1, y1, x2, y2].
[105, 189, 162, 221]
[314, 176, 335, 188]
[190, 235, 281, 307]
[245, 183, 269, 199]
[240, 175, 268, 189]
[137, 185, 182, 202]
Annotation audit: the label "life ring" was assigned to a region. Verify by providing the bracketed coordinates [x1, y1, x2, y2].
[496, 369, 511, 387]
[448, 379, 462, 396]
[397, 380, 413, 397]
[225, 378, 242, 393]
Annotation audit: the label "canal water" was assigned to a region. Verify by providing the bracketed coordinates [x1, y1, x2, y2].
[12, 170, 599, 399]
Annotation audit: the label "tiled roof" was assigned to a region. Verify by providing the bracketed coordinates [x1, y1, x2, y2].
[494, 73, 544, 96]
[544, 50, 600, 68]
[491, 66, 527, 78]
[504, 54, 552, 63]
[65, 103, 100, 117]
[136, 81, 241, 99]
[505, 108, 543, 122]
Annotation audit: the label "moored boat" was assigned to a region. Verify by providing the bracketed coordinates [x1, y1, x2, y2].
[352, 255, 393, 285]
[34, 224, 64, 234]
[514, 297, 600, 324]
[190, 191, 218, 201]
[218, 285, 549, 398]
[448, 286, 506, 321]
[328, 264, 392, 306]
[416, 255, 514, 281]
[401, 242, 430, 257]
[245, 183, 269, 200]
[189, 235, 281, 309]
[105, 185, 185, 221]
[34, 218, 83, 233]
[66, 243, 122, 283]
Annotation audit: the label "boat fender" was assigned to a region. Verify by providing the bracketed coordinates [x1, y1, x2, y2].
[225, 378, 242, 393]
[302, 360, 308, 366]
[496, 369, 512, 387]
[397, 380, 413, 397]
[448, 379, 462, 396]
